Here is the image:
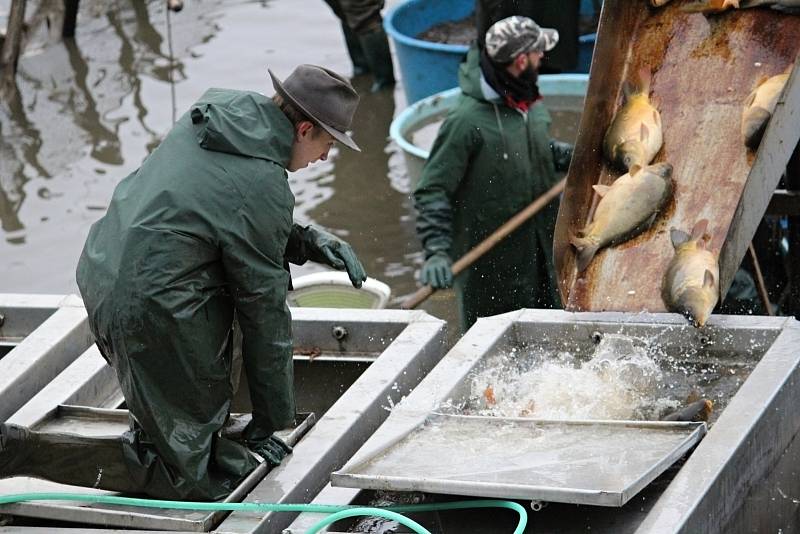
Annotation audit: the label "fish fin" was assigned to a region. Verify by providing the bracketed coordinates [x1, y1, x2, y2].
[646, 211, 659, 229]
[630, 164, 643, 176]
[637, 66, 652, 95]
[640, 122, 650, 142]
[670, 228, 690, 248]
[690, 219, 709, 241]
[570, 235, 600, 273]
[592, 184, 612, 197]
[703, 270, 715, 288]
[622, 81, 634, 101]
[742, 106, 771, 149]
[742, 87, 757, 109]
[653, 109, 661, 127]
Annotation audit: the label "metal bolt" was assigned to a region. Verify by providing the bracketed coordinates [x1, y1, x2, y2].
[530, 500, 544, 512]
[591, 331, 603, 344]
[331, 325, 348, 341]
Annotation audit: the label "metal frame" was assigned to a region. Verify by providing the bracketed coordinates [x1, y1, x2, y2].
[301, 310, 800, 533]
[0, 298, 447, 534]
[332, 415, 706, 507]
[0, 294, 94, 422]
[0, 407, 317, 532]
[216, 308, 447, 534]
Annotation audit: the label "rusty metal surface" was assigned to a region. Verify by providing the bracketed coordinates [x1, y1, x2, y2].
[554, 1, 800, 312]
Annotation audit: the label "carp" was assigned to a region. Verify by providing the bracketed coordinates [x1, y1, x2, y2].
[570, 162, 673, 273]
[603, 67, 663, 172]
[682, 0, 800, 13]
[661, 220, 720, 327]
[742, 68, 791, 149]
[662, 398, 713, 422]
[681, 0, 739, 12]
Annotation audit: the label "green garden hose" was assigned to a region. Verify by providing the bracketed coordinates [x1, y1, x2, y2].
[0, 492, 528, 533]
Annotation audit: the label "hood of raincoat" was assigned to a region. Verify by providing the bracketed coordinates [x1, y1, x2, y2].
[190, 88, 294, 166]
[458, 45, 491, 104]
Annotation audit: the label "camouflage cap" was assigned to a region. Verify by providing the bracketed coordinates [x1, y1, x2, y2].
[485, 16, 559, 64]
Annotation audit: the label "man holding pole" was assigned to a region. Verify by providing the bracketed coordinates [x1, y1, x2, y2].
[412, 16, 573, 331]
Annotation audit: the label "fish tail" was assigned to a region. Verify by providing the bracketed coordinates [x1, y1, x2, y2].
[636, 66, 652, 95]
[742, 107, 771, 149]
[570, 235, 600, 273]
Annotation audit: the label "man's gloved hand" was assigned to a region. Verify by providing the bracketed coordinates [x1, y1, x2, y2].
[250, 435, 293, 468]
[420, 251, 453, 289]
[305, 226, 367, 288]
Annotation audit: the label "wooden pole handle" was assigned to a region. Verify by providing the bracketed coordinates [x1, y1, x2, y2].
[401, 177, 567, 310]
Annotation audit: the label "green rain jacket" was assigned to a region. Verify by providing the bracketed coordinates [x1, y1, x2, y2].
[76, 88, 307, 500]
[413, 46, 572, 330]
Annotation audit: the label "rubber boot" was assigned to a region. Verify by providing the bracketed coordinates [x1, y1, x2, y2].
[0, 422, 140, 494]
[341, 22, 371, 77]
[357, 28, 396, 93]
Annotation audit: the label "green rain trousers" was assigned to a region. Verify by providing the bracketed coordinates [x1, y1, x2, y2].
[76, 89, 305, 500]
[413, 46, 572, 331]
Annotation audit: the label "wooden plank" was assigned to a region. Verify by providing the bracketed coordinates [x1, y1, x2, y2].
[553, 1, 800, 312]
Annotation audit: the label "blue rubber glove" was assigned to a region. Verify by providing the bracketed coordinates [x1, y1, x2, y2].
[304, 226, 367, 288]
[420, 252, 453, 289]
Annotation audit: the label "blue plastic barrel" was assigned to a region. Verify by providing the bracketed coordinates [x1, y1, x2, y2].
[384, 0, 472, 105]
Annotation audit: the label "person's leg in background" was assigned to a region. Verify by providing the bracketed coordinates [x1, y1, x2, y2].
[323, 0, 371, 77]
[338, 0, 395, 92]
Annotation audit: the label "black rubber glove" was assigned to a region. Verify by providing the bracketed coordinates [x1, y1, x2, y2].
[420, 251, 454, 289]
[304, 226, 368, 288]
[250, 435, 293, 468]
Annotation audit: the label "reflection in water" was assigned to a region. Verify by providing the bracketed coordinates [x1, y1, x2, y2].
[64, 38, 124, 165]
[0, 77, 50, 242]
[0, 0, 455, 321]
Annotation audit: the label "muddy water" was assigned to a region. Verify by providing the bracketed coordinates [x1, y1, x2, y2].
[0, 0, 579, 332]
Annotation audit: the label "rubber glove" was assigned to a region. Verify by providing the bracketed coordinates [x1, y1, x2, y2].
[304, 226, 367, 288]
[250, 435, 293, 468]
[420, 251, 453, 289]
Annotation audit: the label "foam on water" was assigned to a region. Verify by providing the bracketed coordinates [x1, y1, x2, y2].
[456, 334, 680, 420]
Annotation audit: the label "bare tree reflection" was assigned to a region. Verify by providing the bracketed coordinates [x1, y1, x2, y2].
[0, 75, 51, 242]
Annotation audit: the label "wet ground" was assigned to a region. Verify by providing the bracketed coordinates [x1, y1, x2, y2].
[0, 0, 581, 333]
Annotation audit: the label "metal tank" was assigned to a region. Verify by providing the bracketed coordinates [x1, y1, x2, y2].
[286, 309, 800, 534]
[0, 295, 447, 533]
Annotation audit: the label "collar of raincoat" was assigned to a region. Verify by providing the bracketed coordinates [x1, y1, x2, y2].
[190, 88, 293, 168]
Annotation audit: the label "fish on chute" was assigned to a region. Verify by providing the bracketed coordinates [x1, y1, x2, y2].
[741, 67, 792, 149]
[661, 219, 720, 328]
[662, 398, 714, 422]
[603, 67, 663, 173]
[570, 162, 673, 273]
[681, 0, 800, 13]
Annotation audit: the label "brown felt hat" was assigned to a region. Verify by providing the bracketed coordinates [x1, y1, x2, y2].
[269, 65, 361, 151]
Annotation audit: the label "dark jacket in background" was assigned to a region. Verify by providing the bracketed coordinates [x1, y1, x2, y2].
[413, 46, 572, 330]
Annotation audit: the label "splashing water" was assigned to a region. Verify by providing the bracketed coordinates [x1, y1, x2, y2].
[459, 334, 676, 420]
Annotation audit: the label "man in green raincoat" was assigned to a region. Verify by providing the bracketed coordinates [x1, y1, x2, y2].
[413, 16, 573, 331]
[0, 65, 367, 500]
